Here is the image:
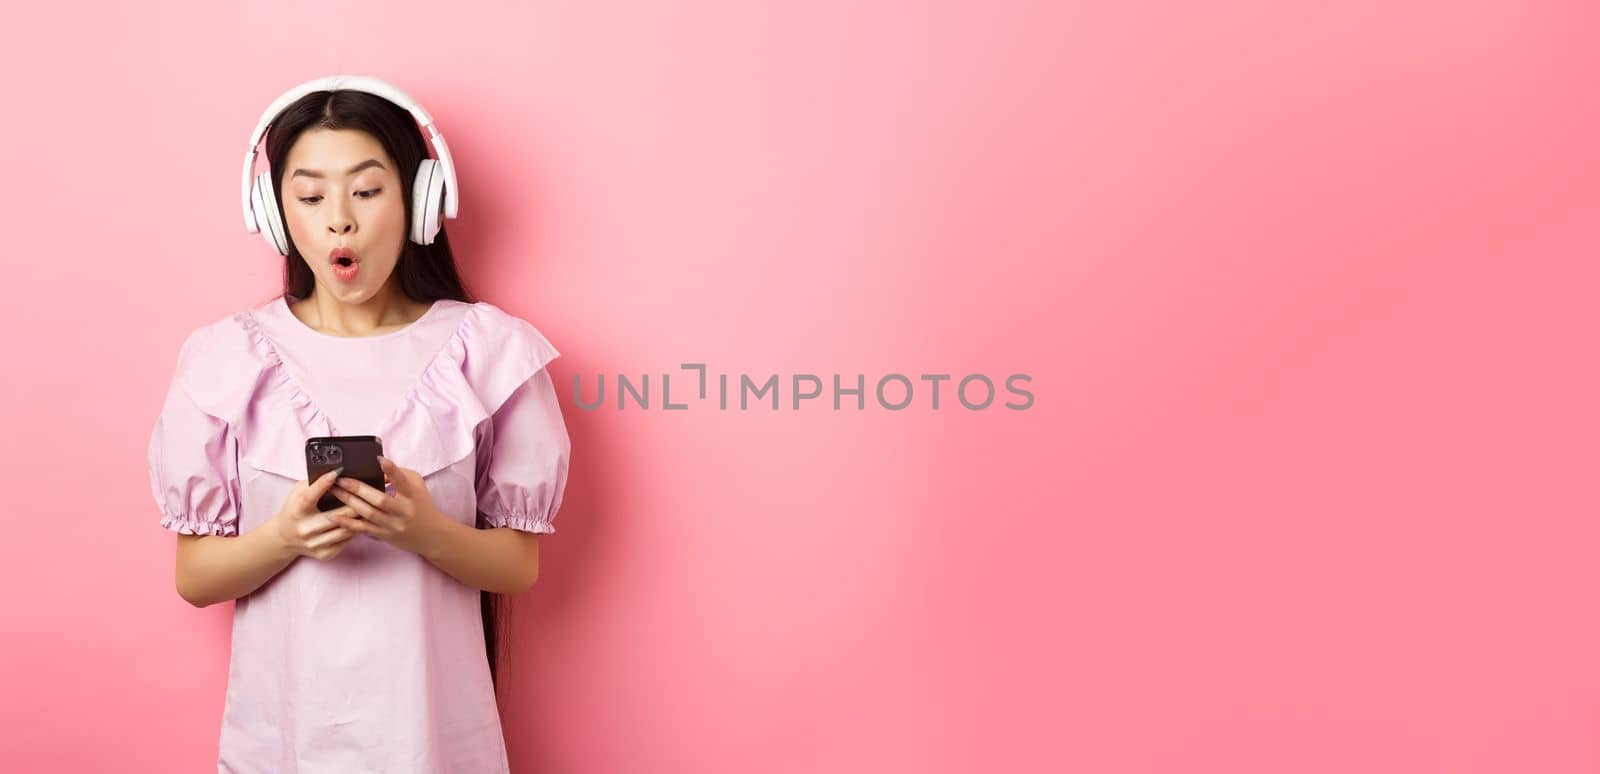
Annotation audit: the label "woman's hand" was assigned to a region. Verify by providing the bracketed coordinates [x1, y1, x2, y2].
[270, 467, 362, 561]
[326, 456, 451, 557]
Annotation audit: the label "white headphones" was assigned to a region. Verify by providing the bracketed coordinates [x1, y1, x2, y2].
[241, 74, 460, 256]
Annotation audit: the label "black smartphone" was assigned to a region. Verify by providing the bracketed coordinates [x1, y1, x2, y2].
[305, 435, 386, 512]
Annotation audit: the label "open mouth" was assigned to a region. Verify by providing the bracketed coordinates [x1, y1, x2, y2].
[330, 247, 361, 281]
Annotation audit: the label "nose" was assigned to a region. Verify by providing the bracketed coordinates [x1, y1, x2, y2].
[327, 198, 355, 236]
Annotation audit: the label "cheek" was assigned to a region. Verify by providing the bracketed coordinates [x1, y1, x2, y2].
[373, 197, 407, 234]
[283, 201, 327, 241]
[283, 202, 306, 233]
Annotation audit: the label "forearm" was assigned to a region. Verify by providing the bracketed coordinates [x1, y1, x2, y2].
[420, 517, 540, 595]
[175, 525, 295, 607]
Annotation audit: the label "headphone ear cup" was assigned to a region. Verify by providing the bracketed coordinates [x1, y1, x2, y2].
[410, 158, 446, 245]
[251, 171, 289, 255]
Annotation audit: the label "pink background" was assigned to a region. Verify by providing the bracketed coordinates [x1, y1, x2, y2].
[2, 1, 1597, 771]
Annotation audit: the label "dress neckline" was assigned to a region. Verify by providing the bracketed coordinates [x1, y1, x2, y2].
[276, 294, 452, 343]
[242, 297, 479, 440]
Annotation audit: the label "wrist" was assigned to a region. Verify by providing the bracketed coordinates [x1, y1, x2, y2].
[417, 511, 461, 562]
[255, 514, 295, 562]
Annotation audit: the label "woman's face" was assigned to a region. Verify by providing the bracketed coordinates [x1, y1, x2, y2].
[281, 128, 407, 304]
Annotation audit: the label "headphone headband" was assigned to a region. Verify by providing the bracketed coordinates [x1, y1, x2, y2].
[240, 74, 459, 237]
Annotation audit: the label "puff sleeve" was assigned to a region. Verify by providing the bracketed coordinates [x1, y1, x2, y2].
[475, 365, 571, 534]
[147, 330, 242, 536]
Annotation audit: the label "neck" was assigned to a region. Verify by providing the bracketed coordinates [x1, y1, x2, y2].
[292, 282, 426, 337]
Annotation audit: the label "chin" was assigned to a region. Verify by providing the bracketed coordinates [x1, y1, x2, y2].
[322, 280, 370, 303]
[327, 272, 397, 302]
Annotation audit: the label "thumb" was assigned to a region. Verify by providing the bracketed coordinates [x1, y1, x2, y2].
[307, 465, 345, 496]
[376, 456, 408, 493]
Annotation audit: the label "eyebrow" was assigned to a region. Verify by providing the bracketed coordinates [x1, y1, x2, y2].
[291, 159, 386, 180]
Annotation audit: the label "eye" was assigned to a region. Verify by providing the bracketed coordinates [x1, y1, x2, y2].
[297, 189, 380, 205]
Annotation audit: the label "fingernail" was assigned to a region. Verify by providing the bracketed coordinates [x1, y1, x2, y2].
[328, 466, 345, 478]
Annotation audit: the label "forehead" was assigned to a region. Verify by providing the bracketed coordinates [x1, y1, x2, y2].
[285, 128, 391, 172]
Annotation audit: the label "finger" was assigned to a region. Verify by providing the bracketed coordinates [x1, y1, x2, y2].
[330, 512, 383, 538]
[324, 521, 362, 544]
[376, 456, 414, 495]
[335, 475, 408, 515]
[309, 466, 346, 495]
[300, 466, 346, 508]
[298, 506, 357, 535]
[330, 488, 400, 531]
[310, 536, 354, 560]
[299, 513, 333, 535]
[306, 526, 354, 549]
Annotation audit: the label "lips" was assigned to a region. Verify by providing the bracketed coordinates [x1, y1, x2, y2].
[330, 246, 361, 282]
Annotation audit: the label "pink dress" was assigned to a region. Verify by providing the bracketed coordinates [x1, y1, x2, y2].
[146, 294, 571, 773]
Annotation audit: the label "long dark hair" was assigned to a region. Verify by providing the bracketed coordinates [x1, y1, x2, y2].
[263, 88, 514, 692]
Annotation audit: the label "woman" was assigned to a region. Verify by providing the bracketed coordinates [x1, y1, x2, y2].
[147, 76, 571, 772]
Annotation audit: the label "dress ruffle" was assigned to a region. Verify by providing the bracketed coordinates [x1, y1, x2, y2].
[480, 511, 557, 534]
[158, 509, 241, 536]
[177, 301, 559, 483]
